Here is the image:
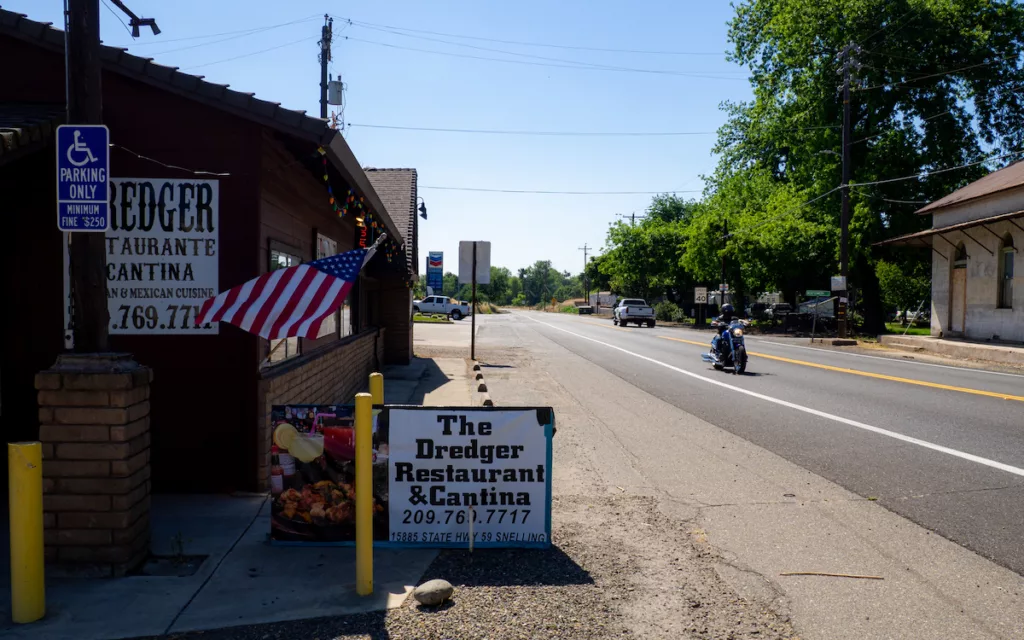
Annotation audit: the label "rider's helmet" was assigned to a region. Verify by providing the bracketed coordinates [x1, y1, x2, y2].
[721, 304, 734, 316]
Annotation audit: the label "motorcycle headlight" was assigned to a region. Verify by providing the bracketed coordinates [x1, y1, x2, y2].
[732, 328, 744, 337]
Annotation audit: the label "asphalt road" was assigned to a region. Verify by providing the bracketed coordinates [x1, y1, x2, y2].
[497, 311, 1024, 576]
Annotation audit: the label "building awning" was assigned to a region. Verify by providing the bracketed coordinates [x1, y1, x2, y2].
[873, 209, 1024, 248]
[0, 103, 65, 167]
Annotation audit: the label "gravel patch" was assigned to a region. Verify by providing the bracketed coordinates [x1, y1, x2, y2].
[138, 494, 794, 640]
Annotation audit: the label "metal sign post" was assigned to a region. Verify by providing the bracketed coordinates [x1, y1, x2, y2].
[471, 241, 477, 361]
[694, 287, 708, 326]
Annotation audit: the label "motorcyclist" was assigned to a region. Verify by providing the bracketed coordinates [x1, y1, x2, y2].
[711, 304, 737, 358]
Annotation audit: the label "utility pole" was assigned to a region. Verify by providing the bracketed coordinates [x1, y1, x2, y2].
[319, 15, 333, 119]
[578, 243, 590, 304]
[65, 0, 108, 353]
[837, 43, 860, 338]
[720, 219, 728, 308]
[65, 0, 159, 353]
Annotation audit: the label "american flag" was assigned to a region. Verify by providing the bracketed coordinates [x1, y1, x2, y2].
[197, 245, 376, 340]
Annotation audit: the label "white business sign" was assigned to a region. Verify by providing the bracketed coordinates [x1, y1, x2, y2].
[694, 287, 708, 304]
[388, 407, 552, 547]
[84, 178, 220, 334]
[458, 241, 491, 285]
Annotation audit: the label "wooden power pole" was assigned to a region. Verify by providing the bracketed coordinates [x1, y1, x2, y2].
[65, 0, 159, 352]
[838, 43, 860, 339]
[66, 0, 110, 353]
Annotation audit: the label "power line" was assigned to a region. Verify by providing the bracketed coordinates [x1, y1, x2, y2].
[101, 0, 134, 39]
[110, 15, 321, 47]
[341, 36, 747, 80]
[342, 21, 745, 76]
[856, 57, 1013, 92]
[420, 185, 701, 195]
[183, 37, 314, 71]
[850, 88, 1024, 146]
[347, 123, 840, 136]
[851, 148, 1024, 188]
[348, 123, 720, 136]
[336, 17, 722, 56]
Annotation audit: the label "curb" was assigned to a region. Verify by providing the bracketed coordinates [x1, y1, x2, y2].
[469, 360, 494, 406]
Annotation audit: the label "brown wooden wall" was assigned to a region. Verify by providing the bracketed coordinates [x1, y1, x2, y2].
[0, 35, 262, 492]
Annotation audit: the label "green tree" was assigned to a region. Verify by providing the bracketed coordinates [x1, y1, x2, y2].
[482, 266, 512, 305]
[442, 272, 459, 298]
[876, 258, 930, 317]
[717, 0, 1024, 330]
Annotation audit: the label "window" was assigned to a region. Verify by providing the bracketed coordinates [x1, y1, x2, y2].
[315, 234, 351, 339]
[268, 247, 301, 363]
[999, 234, 1015, 309]
[954, 242, 967, 266]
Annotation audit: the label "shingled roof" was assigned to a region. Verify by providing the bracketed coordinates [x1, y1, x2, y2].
[365, 168, 418, 276]
[0, 8, 405, 249]
[0, 102, 64, 166]
[917, 160, 1024, 215]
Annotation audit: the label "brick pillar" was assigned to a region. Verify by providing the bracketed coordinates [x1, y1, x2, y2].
[35, 353, 153, 577]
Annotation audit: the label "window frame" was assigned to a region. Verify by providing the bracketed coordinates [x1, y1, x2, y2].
[266, 239, 304, 364]
[999, 234, 1015, 309]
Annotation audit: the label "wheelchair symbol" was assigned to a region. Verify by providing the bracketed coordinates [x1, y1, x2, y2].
[66, 130, 99, 167]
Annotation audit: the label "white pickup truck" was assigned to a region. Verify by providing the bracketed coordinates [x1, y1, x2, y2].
[413, 295, 472, 320]
[613, 298, 655, 327]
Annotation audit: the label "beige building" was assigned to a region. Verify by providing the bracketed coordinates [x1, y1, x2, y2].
[877, 162, 1022, 343]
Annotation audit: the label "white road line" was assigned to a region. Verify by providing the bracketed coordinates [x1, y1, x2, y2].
[519, 313, 1024, 479]
[749, 338, 1024, 378]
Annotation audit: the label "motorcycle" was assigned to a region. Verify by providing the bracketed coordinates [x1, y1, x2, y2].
[701, 319, 749, 374]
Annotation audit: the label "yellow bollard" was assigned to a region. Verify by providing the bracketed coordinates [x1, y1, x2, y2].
[354, 393, 374, 596]
[369, 372, 384, 406]
[9, 442, 45, 624]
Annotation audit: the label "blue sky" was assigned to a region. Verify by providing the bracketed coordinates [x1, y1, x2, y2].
[10, 0, 753, 274]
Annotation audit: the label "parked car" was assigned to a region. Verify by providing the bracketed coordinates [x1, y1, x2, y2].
[412, 295, 473, 320]
[746, 302, 768, 320]
[765, 303, 793, 321]
[613, 298, 655, 327]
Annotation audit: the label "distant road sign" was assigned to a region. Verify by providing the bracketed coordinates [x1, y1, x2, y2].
[831, 276, 847, 291]
[56, 124, 109, 232]
[694, 287, 708, 304]
[806, 290, 830, 297]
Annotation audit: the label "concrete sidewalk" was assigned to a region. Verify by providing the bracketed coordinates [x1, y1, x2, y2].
[879, 333, 1024, 367]
[1, 356, 475, 640]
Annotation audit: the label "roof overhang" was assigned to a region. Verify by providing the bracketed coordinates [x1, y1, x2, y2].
[324, 134, 404, 247]
[0, 103, 65, 167]
[874, 209, 1024, 249]
[0, 8, 407, 251]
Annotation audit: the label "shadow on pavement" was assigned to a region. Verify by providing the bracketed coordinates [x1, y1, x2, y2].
[130, 611, 392, 640]
[421, 545, 594, 587]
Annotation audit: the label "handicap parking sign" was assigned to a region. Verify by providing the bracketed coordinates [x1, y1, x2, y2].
[56, 124, 110, 232]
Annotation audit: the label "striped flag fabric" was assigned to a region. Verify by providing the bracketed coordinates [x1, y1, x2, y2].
[198, 245, 377, 340]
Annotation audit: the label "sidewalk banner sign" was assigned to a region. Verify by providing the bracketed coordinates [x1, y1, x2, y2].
[270, 405, 554, 549]
[269, 404, 385, 543]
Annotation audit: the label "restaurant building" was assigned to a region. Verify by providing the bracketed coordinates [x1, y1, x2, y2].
[0, 8, 417, 502]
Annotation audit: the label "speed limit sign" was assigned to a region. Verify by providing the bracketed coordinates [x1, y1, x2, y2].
[694, 287, 708, 304]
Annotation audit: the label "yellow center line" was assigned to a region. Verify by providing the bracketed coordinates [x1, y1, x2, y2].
[657, 335, 1024, 403]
